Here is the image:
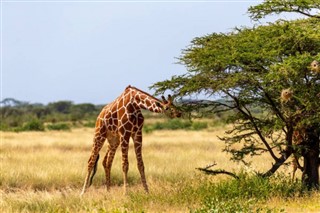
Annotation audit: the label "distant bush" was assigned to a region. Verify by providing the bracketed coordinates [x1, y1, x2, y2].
[47, 123, 71, 131]
[191, 121, 208, 130]
[18, 119, 45, 131]
[158, 119, 192, 130]
[144, 119, 208, 133]
[0, 122, 9, 131]
[83, 121, 96, 128]
[0, 98, 101, 131]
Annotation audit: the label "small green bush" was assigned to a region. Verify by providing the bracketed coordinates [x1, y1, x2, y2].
[0, 123, 9, 131]
[158, 119, 192, 130]
[143, 125, 154, 133]
[143, 119, 209, 133]
[20, 119, 45, 131]
[47, 123, 70, 131]
[191, 122, 208, 130]
[83, 121, 96, 128]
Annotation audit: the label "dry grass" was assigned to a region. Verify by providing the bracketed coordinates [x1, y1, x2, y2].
[1, 127, 319, 212]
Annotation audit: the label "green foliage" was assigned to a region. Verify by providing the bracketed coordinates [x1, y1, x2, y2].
[143, 119, 208, 133]
[191, 121, 208, 130]
[18, 119, 45, 132]
[152, 1, 320, 185]
[123, 172, 302, 213]
[46, 123, 71, 131]
[47, 101, 73, 114]
[194, 173, 302, 212]
[70, 103, 97, 122]
[196, 198, 276, 213]
[83, 121, 96, 128]
[0, 99, 101, 131]
[248, 0, 320, 20]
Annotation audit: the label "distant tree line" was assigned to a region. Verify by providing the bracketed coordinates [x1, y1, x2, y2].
[0, 98, 235, 132]
[0, 98, 102, 131]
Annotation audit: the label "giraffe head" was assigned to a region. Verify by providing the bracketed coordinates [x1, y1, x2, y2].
[161, 95, 182, 118]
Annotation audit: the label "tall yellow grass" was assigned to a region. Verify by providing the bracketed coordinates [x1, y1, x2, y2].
[1, 127, 319, 212]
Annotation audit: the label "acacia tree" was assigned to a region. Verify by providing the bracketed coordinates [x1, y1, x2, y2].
[152, 0, 320, 189]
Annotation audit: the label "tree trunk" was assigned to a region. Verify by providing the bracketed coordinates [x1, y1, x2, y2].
[302, 127, 320, 190]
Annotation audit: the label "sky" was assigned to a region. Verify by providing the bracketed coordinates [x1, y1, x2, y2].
[1, 0, 281, 105]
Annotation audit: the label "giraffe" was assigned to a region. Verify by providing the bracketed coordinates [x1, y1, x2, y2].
[81, 85, 181, 195]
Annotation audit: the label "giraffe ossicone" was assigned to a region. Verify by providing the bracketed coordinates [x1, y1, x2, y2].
[81, 85, 181, 195]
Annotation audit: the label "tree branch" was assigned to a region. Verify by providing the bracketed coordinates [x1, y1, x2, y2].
[196, 163, 240, 179]
[248, 1, 320, 21]
[262, 148, 293, 177]
[259, 86, 286, 123]
[224, 90, 279, 162]
[292, 9, 320, 19]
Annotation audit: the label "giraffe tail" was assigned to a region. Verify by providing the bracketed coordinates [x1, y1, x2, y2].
[88, 154, 100, 187]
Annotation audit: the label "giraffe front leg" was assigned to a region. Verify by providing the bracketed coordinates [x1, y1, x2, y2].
[133, 132, 149, 193]
[120, 134, 130, 195]
[122, 146, 129, 194]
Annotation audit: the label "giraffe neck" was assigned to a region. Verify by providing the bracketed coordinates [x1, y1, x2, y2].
[126, 86, 164, 113]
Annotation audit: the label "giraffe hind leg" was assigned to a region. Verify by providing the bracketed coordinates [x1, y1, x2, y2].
[81, 136, 106, 195]
[89, 154, 100, 187]
[102, 139, 120, 190]
[81, 153, 100, 196]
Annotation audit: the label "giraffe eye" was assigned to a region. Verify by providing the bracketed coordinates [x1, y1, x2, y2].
[156, 102, 161, 107]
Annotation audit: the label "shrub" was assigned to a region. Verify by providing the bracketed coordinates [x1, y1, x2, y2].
[20, 119, 45, 131]
[157, 119, 192, 130]
[46, 123, 70, 131]
[0, 123, 9, 131]
[144, 119, 209, 133]
[191, 122, 208, 130]
[83, 121, 95, 128]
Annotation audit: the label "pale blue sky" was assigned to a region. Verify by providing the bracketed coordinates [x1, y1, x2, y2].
[1, 0, 279, 104]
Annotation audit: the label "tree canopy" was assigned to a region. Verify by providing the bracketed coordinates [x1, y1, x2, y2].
[152, 0, 320, 188]
[248, 0, 320, 20]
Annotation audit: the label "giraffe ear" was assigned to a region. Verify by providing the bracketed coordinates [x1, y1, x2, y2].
[167, 95, 173, 103]
[162, 96, 168, 104]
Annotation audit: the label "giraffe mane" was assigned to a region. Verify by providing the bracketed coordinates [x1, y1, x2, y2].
[125, 85, 163, 103]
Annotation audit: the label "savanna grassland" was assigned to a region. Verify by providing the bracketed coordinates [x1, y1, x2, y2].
[1, 123, 320, 212]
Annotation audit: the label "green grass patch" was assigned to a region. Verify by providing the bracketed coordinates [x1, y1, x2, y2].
[192, 173, 304, 212]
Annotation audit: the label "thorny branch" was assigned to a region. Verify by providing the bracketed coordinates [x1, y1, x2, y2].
[196, 163, 240, 180]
